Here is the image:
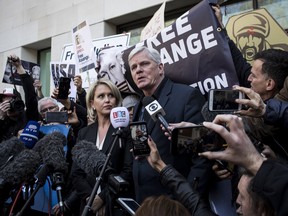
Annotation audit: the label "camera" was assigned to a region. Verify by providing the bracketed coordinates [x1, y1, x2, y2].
[10, 97, 25, 112]
[108, 174, 130, 196]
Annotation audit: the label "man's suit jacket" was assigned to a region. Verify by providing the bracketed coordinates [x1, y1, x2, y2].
[132, 78, 212, 203]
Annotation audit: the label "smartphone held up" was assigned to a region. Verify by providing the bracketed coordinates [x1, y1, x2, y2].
[130, 121, 150, 157]
[208, 89, 244, 112]
[171, 125, 226, 155]
[58, 77, 71, 99]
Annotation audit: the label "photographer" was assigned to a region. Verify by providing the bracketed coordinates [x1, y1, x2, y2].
[0, 55, 39, 142]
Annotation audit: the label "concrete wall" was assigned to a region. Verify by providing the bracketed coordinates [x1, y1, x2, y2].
[0, 0, 195, 94]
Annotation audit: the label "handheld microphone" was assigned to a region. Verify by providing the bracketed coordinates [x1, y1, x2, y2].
[0, 137, 26, 169]
[110, 107, 129, 148]
[142, 96, 171, 135]
[72, 140, 111, 178]
[110, 107, 129, 128]
[20, 120, 40, 149]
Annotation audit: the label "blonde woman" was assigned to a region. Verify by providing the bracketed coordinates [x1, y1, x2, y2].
[71, 79, 133, 216]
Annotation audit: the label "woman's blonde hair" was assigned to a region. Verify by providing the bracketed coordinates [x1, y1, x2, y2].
[86, 79, 122, 122]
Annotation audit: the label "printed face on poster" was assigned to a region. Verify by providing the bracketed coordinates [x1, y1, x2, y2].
[72, 20, 95, 74]
[60, 33, 131, 89]
[2, 59, 40, 86]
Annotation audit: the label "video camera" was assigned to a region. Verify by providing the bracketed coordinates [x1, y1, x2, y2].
[10, 96, 25, 112]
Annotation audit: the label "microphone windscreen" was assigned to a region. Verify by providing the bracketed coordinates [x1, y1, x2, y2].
[0, 137, 26, 168]
[110, 107, 129, 128]
[20, 121, 40, 149]
[34, 132, 68, 175]
[0, 149, 41, 186]
[72, 140, 107, 176]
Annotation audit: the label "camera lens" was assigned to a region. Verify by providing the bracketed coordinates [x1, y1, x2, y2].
[10, 98, 25, 112]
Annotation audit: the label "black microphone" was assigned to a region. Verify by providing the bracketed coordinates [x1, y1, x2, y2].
[142, 96, 171, 135]
[74, 141, 118, 216]
[33, 132, 68, 174]
[33, 132, 68, 214]
[0, 149, 41, 206]
[0, 137, 26, 169]
[72, 140, 111, 177]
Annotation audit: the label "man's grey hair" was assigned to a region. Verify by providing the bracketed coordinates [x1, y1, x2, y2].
[128, 46, 162, 65]
[37, 97, 59, 113]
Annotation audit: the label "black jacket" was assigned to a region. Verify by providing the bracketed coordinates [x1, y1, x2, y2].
[264, 98, 288, 129]
[0, 74, 39, 142]
[132, 78, 212, 203]
[71, 123, 133, 215]
[160, 165, 217, 216]
[252, 160, 288, 216]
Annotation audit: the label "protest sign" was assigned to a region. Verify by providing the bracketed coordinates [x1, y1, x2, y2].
[50, 62, 76, 101]
[61, 33, 130, 88]
[122, 0, 239, 96]
[72, 20, 95, 74]
[2, 59, 40, 86]
[140, 2, 166, 41]
[226, 8, 288, 64]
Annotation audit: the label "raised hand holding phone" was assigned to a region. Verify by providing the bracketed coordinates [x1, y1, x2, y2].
[130, 121, 150, 157]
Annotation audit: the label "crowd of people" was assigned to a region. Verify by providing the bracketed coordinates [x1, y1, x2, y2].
[0, 5, 288, 216]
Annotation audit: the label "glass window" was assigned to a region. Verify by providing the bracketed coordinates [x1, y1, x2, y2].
[39, 48, 51, 97]
[221, 0, 253, 26]
[258, 0, 288, 29]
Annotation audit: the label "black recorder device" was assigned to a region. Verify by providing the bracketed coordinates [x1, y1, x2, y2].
[129, 121, 150, 157]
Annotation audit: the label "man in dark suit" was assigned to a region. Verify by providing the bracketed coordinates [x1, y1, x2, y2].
[128, 46, 213, 203]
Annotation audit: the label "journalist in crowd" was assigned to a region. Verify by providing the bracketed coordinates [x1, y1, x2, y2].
[0, 55, 39, 143]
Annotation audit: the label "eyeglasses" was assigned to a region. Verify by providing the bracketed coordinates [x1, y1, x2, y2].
[40, 105, 58, 114]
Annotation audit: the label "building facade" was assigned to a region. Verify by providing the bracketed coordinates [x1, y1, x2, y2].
[0, 0, 287, 96]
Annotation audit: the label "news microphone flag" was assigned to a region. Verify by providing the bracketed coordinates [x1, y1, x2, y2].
[110, 107, 129, 129]
[20, 121, 40, 149]
[143, 97, 166, 122]
[142, 96, 171, 135]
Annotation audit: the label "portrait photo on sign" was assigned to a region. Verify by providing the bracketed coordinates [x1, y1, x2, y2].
[96, 46, 136, 94]
[2, 59, 40, 86]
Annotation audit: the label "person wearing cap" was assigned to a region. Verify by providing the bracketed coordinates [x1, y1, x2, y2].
[122, 94, 140, 122]
[0, 55, 39, 143]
